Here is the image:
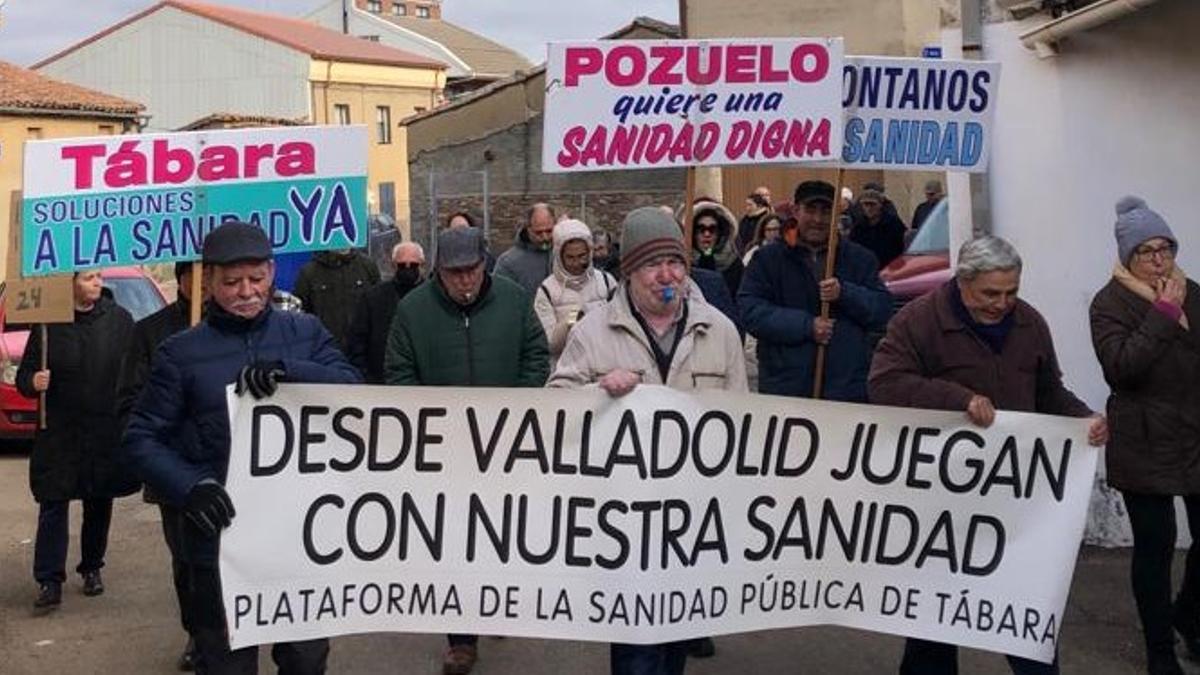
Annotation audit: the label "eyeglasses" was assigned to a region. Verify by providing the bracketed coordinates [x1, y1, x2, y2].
[1134, 244, 1176, 262]
[696, 224, 719, 234]
[395, 262, 421, 270]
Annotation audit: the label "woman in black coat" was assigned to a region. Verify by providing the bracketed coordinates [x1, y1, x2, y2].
[1090, 197, 1200, 675]
[17, 270, 137, 612]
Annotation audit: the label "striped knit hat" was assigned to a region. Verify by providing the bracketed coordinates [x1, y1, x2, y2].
[619, 207, 687, 277]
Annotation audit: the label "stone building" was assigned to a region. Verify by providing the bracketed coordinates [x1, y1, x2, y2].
[307, 0, 532, 99]
[402, 17, 683, 254]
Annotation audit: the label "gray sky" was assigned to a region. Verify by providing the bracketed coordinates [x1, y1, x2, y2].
[0, 0, 678, 67]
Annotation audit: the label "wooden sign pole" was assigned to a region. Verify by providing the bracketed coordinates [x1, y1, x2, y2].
[7, 190, 69, 429]
[38, 324, 48, 430]
[812, 167, 847, 400]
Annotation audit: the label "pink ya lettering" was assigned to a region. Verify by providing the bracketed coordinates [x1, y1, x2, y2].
[61, 139, 317, 190]
[563, 43, 830, 88]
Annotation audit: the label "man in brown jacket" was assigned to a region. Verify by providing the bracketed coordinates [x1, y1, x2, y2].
[869, 235, 1108, 675]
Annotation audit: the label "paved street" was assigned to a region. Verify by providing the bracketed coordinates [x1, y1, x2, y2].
[0, 442, 1188, 674]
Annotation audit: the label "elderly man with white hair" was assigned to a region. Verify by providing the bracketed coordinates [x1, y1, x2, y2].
[346, 241, 425, 383]
[869, 235, 1108, 675]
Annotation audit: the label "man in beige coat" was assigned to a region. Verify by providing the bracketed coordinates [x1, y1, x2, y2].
[548, 206, 746, 675]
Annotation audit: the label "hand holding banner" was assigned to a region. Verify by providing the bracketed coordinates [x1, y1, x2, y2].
[221, 385, 1095, 664]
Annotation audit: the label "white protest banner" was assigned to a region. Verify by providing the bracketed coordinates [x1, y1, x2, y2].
[542, 39, 845, 173]
[221, 385, 1096, 663]
[839, 57, 1000, 172]
[20, 125, 368, 276]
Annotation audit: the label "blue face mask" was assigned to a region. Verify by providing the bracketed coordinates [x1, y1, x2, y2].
[661, 287, 675, 304]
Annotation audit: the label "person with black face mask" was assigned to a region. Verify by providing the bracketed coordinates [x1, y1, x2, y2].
[346, 242, 426, 383]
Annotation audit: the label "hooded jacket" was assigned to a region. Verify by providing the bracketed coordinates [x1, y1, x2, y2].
[681, 200, 744, 297]
[495, 226, 552, 297]
[293, 250, 381, 350]
[534, 220, 617, 362]
[18, 291, 137, 501]
[737, 208, 771, 255]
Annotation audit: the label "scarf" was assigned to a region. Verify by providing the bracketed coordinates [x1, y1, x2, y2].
[1113, 263, 1190, 330]
[949, 282, 1015, 354]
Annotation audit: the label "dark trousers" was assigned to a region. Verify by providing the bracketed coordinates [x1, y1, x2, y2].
[899, 639, 1058, 675]
[610, 642, 689, 675]
[187, 563, 328, 675]
[33, 498, 113, 584]
[447, 634, 478, 647]
[160, 504, 194, 634]
[1122, 492, 1200, 654]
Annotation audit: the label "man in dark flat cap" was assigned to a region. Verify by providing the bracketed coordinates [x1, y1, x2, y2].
[124, 222, 360, 674]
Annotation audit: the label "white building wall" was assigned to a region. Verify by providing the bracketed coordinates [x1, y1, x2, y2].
[981, 0, 1200, 544]
[37, 6, 311, 131]
[306, 1, 471, 79]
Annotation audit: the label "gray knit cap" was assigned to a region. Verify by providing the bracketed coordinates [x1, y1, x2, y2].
[620, 207, 687, 277]
[1115, 196, 1176, 265]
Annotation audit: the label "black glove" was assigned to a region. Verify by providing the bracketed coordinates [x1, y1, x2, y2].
[184, 480, 235, 537]
[236, 361, 286, 399]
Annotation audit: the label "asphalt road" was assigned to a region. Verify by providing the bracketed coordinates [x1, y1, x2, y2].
[0, 442, 1188, 674]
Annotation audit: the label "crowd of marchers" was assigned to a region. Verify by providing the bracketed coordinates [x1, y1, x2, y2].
[13, 179, 1197, 675]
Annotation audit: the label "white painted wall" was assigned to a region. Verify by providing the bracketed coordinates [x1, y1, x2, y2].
[306, 1, 471, 79]
[981, 0, 1200, 544]
[37, 6, 311, 131]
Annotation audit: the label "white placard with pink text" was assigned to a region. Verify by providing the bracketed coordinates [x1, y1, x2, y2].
[542, 39, 845, 173]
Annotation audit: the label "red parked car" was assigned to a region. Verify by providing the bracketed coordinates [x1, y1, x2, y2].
[0, 267, 168, 440]
[879, 199, 951, 308]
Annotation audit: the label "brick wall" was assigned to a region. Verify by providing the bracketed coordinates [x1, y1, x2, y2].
[408, 116, 688, 253]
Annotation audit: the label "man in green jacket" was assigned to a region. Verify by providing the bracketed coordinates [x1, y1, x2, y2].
[384, 225, 548, 675]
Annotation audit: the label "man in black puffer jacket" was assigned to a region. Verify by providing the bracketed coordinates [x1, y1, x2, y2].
[293, 248, 380, 351]
[124, 223, 360, 674]
[117, 261, 203, 670]
[346, 242, 425, 383]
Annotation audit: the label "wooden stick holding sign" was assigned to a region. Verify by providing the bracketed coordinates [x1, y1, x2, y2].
[38, 324, 47, 430]
[6, 191, 74, 428]
[812, 167, 846, 400]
